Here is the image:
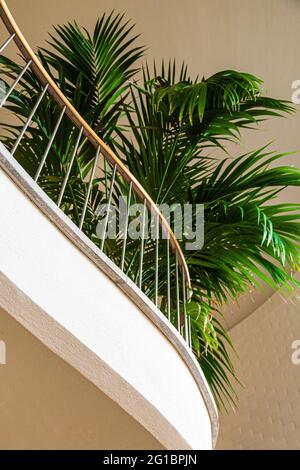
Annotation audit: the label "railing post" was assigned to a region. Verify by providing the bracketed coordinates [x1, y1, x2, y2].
[34, 105, 66, 182]
[0, 32, 15, 53]
[139, 200, 147, 291]
[79, 145, 101, 230]
[0, 60, 32, 108]
[175, 255, 180, 333]
[12, 84, 49, 156]
[167, 236, 171, 321]
[100, 164, 117, 251]
[120, 182, 132, 272]
[57, 126, 83, 207]
[155, 214, 159, 307]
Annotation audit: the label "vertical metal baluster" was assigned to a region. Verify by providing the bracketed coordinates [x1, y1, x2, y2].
[0, 60, 32, 108]
[167, 236, 171, 321]
[34, 105, 66, 182]
[120, 182, 132, 271]
[79, 146, 101, 230]
[139, 199, 147, 290]
[0, 32, 15, 53]
[57, 126, 83, 207]
[182, 272, 189, 342]
[12, 84, 49, 155]
[100, 164, 117, 251]
[188, 315, 192, 349]
[176, 255, 181, 333]
[155, 214, 159, 307]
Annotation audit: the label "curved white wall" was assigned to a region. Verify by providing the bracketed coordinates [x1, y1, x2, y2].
[0, 144, 216, 450]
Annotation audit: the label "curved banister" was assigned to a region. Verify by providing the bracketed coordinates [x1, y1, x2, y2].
[0, 0, 190, 285]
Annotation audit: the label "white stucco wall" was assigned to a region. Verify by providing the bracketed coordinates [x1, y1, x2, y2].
[0, 148, 214, 450]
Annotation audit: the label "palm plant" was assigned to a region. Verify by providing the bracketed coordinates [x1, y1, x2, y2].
[116, 65, 300, 408]
[1, 13, 299, 411]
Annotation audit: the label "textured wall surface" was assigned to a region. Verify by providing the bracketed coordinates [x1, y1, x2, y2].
[217, 283, 300, 450]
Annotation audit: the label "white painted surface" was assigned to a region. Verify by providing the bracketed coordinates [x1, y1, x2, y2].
[0, 163, 212, 449]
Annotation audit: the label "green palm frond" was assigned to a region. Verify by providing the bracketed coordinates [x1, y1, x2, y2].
[117, 64, 300, 409]
[38, 13, 144, 138]
[146, 64, 294, 148]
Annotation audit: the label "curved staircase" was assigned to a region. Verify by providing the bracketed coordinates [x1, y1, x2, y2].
[0, 0, 218, 450]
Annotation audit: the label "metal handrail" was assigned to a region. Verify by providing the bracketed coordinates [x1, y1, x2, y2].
[0, 0, 192, 345]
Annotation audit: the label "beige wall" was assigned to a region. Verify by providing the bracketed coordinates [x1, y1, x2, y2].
[217, 281, 300, 449]
[0, 306, 162, 449]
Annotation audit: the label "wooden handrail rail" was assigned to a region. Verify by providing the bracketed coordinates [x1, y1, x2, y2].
[0, 0, 191, 287]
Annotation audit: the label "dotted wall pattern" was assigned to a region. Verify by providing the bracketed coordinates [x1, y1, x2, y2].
[217, 286, 300, 450]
